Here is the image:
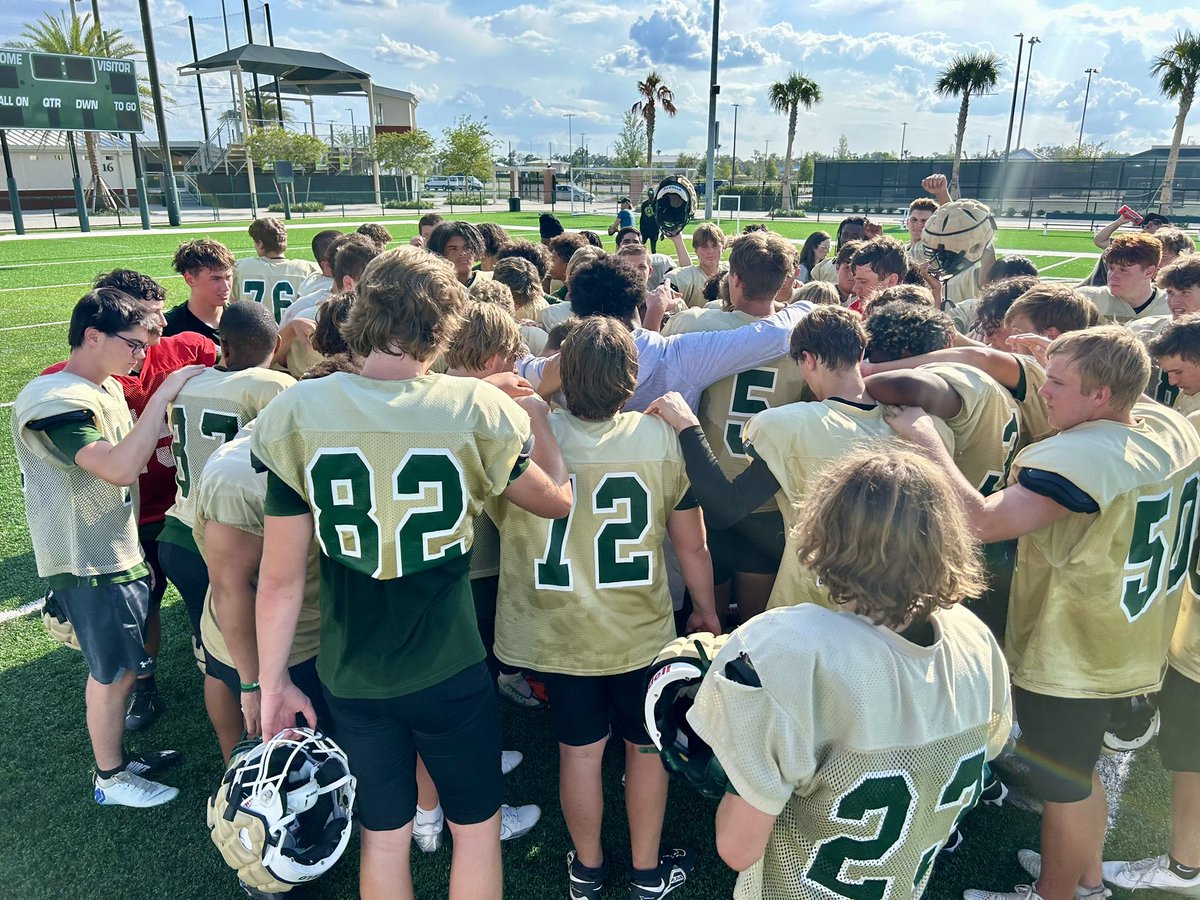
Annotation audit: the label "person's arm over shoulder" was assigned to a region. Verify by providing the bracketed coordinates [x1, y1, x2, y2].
[864, 369, 964, 420]
[677, 426, 780, 528]
[663, 302, 811, 397]
[498, 394, 573, 519]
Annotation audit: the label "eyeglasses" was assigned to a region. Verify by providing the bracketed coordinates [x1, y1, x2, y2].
[109, 332, 149, 355]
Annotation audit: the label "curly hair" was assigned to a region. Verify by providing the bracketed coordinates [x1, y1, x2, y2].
[568, 255, 643, 321]
[248, 217, 287, 254]
[469, 278, 517, 315]
[93, 269, 166, 304]
[355, 223, 393, 249]
[493, 257, 544, 309]
[312, 293, 354, 357]
[477, 222, 509, 257]
[496, 240, 551, 279]
[172, 239, 236, 276]
[793, 448, 985, 629]
[865, 302, 956, 363]
[863, 284, 934, 317]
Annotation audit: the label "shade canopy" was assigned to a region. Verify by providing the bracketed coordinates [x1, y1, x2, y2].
[177, 44, 369, 87]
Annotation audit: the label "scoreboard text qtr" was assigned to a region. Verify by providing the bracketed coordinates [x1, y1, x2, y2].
[0, 49, 144, 134]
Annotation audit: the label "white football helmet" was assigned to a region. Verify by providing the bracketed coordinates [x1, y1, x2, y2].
[207, 728, 356, 893]
[920, 199, 996, 279]
[1101, 694, 1160, 754]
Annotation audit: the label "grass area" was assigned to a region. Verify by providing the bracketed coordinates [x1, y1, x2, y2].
[0, 225, 1170, 899]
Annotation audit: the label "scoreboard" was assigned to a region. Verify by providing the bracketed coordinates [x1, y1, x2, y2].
[0, 48, 143, 133]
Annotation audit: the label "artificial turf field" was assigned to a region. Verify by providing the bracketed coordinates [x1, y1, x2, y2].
[0, 216, 1173, 899]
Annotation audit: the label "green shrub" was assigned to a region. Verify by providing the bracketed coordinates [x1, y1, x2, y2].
[446, 192, 492, 205]
[384, 199, 425, 209]
[769, 208, 807, 219]
[267, 200, 325, 212]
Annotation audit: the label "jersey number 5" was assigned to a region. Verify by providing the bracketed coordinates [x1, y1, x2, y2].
[1122, 472, 1199, 621]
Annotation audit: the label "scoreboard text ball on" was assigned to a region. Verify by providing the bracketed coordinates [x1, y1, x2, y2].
[0, 49, 144, 133]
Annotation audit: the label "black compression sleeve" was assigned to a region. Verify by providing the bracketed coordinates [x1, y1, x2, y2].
[677, 426, 781, 529]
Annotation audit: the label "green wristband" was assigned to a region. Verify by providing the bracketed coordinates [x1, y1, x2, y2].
[240, 681, 260, 692]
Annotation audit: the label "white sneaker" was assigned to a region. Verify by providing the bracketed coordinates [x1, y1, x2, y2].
[93, 769, 178, 808]
[1018, 850, 1112, 899]
[498, 671, 547, 708]
[501, 750, 523, 775]
[500, 803, 540, 841]
[413, 803, 444, 853]
[964, 885, 1044, 900]
[1103, 855, 1200, 896]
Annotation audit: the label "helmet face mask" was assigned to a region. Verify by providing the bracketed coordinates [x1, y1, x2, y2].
[208, 729, 356, 893]
[920, 199, 996, 281]
[654, 176, 697, 237]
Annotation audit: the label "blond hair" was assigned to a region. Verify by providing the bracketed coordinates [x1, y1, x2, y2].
[793, 449, 985, 629]
[691, 222, 726, 249]
[445, 301, 525, 372]
[1046, 325, 1150, 413]
[791, 281, 840, 307]
[469, 278, 517, 315]
[343, 247, 466, 361]
[566, 246, 606, 282]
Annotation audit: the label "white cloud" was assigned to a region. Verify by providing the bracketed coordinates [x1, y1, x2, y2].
[375, 36, 450, 66]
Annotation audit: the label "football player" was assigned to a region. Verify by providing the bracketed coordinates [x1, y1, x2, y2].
[1131, 256, 1200, 405]
[233, 217, 319, 324]
[165, 239, 236, 342]
[687, 448, 1011, 900]
[427, 220, 489, 288]
[1148, 315, 1200, 418]
[849, 236, 909, 310]
[278, 228, 343, 326]
[888, 327, 1200, 900]
[1077, 234, 1168, 325]
[666, 222, 728, 308]
[649, 305, 954, 614]
[13, 289, 202, 807]
[661, 230, 809, 623]
[252, 247, 573, 900]
[157, 300, 294, 751]
[489, 317, 720, 900]
[42, 269, 217, 730]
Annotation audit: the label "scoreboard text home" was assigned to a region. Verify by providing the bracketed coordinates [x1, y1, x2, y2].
[0, 49, 143, 133]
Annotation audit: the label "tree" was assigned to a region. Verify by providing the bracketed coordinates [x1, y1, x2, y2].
[768, 72, 823, 211]
[439, 116, 495, 184]
[631, 70, 678, 167]
[17, 11, 164, 211]
[836, 134, 852, 160]
[1151, 31, 1200, 213]
[218, 91, 295, 128]
[243, 127, 328, 203]
[613, 110, 647, 168]
[935, 52, 1002, 199]
[373, 129, 436, 174]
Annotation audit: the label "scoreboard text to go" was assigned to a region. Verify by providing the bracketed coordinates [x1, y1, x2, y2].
[0, 49, 144, 133]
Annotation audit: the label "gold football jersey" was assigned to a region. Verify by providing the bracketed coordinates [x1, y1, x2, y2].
[920, 362, 1022, 495]
[488, 410, 690, 676]
[12, 373, 143, 579]
[743, 399, 955, 610]
[166, 367, 294, 530]
[664, 308, 808, 514]
[193, 426, 321, 667]
[689, 603, 1011, 900]
[234, 256, 320, 324]
[252, 373, 531, 582]
[1008, 402, 1200, 697]
[1078, 286, 1169, 325]
[1011, 355, 1052, 446]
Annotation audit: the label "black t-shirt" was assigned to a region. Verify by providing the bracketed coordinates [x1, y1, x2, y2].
[163, 302, 219, 342]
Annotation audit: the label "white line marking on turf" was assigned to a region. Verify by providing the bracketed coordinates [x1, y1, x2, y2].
[0, 249, 258, 271]
[1, 400, 14, 408]
[0, 320, 69, 331]
[0, 275, 185, 293]
[0, 599, 41, 623]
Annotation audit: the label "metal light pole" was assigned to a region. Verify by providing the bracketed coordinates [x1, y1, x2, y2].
[1078, 67, 1099, 150]
[703, 0, 720, 219]
[730, 103, 740, 189]
[900, 122, 908, 160]
[985, 134, 991, 158]
[345, 108, 355, 148]
[998, 32, 1025, 212]
[139, 0, 181, 225]
[1016, 35, 1041, 151]
[563, 113, 575, 170]
[220, 0, 237, 106]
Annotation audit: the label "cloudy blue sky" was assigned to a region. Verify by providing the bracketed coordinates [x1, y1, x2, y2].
[4, 0, 1200, 160]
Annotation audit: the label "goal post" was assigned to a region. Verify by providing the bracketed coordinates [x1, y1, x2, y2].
[716, 194, 742, 234]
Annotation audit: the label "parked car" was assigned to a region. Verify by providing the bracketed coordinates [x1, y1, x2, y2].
[556, 183, 595, 202]
[694, 179, 730, 196]
[425, 175, 484, 192]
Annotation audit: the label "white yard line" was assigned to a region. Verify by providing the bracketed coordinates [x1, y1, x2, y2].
[0, 320, 69, 331]
[0, 598, 41, 624]
[0, 249, 258, 270]
[0, 274, 185, 293]
[0, 220, 544, 243]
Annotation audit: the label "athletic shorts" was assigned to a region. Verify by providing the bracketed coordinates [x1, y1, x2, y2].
[55, 577, 153, 685]
[1011, 687, 1123, 803]
[708, 510, 786, 582]
[204, 651, 330, 733]
[137, 519, 167, 609]
[322, 661, 502, 831]
[1158, 667, 1200, 773]
[536, 666, 654, 747]
[156, 540, 209, 648]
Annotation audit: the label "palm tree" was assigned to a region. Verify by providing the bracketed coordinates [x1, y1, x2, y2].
[934, 52, 1002, 199]
[631, 70, 678, 168]
[218, 91, 296, 129]
[1151, 31, 1200, 213]
[768, 73, 822, 212]
[17, 12, 162, 211]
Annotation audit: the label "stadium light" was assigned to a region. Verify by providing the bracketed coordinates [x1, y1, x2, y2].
[1016, 35, 1041, 151]
[730, 103, 740, 189]
[1078, 67, 1100, 151]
